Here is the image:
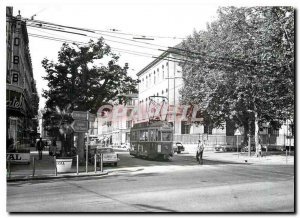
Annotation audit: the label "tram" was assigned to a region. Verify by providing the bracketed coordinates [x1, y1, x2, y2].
[129, 120, 174, 160]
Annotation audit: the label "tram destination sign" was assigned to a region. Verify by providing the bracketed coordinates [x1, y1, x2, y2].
[71, 120, 89, 132]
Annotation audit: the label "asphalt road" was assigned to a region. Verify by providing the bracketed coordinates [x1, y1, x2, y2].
[7, 152, 294, 212]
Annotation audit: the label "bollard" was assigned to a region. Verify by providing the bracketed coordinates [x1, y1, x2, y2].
[77, 155, 79, 175]
[32, 157, 35, 177]
[100, 153, 103, 172]
[54, 156, 57, 176]
[94, 154, 97, 173]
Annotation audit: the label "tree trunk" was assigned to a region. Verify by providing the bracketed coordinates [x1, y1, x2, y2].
[243, 120, 249, 147]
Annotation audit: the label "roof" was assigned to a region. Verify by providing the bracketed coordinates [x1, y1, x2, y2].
[136, 43, 183, 77]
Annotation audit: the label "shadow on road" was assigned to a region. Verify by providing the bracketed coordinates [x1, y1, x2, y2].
[115, 153, 250, 169]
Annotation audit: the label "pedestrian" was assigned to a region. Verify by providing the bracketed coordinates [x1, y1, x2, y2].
[196, 140, 205, 164]
[257, 143, 262, 158]
[37, 138, 44, 160]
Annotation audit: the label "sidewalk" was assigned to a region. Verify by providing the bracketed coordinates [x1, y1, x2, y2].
[203, 151, 294, 165]
[184, 144, 294, 165]
[6, 150, 108, 182]
[7, 148, 294, 182]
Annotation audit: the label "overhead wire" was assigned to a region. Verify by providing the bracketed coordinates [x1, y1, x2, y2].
[27, 24, 162, 51]
[25, 17, 185, 40]
[25, 18, 173, 49]
[27, 33, 188, 64]
[26, 18, 285, 70]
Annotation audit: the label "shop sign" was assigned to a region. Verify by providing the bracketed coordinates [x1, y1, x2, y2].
[6, 153, 30, 163]
[6, 90, 25, 112]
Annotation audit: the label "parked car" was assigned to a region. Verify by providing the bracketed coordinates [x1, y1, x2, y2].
[215, 144, 228, 152]
[173, 142, 185, 154]
[215, 144, 239, 152]
[91, 147, 120, 166]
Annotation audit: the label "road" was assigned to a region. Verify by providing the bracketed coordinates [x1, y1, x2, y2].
[7, 151, 294, 212]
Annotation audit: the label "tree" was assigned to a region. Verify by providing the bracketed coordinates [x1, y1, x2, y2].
[179, 7, 294, 152]
[42, 38, 139, 161]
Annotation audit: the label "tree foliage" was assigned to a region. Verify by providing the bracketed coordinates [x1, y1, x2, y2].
[42, 38, 139, 141]
[179, 6, 294, 138]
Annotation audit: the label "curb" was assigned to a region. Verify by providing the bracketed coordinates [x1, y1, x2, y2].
[7, 171, 108, 182]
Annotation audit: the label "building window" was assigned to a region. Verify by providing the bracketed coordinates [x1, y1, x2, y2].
[127, 109, 133, 116]
[166, 88, 168, 93]
[204, 124, 213, 135]
[126, 120, 132, 129]
[162, 65, 164, 69]
[166, 62, 168, 66]
[162, 90, 164, 94]
[181, 121, 191, 134]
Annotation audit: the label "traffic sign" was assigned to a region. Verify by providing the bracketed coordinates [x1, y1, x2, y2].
[71, 120, 89, 132]
[234, 129, 241, 136]
[72, 111, 88, 120]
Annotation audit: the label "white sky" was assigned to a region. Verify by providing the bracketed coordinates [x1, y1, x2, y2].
[2, 0, 299, 111]
[1, 0, 299, 216]
[4, 0, 222, 110]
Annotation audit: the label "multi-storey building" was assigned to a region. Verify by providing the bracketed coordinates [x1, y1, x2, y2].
[136, 48, 226, 145]
[97, 48, 293, 150]
[6, 7, 39, 151]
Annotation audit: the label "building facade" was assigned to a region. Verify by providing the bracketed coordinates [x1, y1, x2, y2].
[96, 49, 293, 150]
[136, 49, 226, 145]
[6, 7, 39, 151]
[97, 95, 139, 146]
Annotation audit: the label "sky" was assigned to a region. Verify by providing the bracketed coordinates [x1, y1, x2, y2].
[3, 0, 223, 110]
[2, 0, 299, 112]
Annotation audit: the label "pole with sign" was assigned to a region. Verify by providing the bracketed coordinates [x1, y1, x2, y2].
[234, 129, 241, 158]
[71, 111, 93, 173]
[86, 112, 89, 173]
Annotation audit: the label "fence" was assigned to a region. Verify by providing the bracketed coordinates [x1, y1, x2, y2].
[174, 134, 293, 149]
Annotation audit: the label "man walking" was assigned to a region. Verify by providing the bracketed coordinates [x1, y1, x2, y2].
[37, 138, 44, 160]
[196, 140, 205, 164]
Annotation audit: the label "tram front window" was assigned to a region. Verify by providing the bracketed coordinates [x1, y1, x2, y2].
[162, 131, 172, 141]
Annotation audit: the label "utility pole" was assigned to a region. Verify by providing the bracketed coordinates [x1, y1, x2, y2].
[174, 61, 176, 135]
